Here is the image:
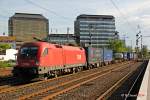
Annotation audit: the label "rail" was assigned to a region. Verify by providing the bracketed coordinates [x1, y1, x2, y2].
[125, 61, 146, 100]
[20, 62, 134, 100]
[0, 61, 133, 100]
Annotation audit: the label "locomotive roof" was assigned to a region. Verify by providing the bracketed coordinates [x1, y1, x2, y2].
[21, 42, 84, 50]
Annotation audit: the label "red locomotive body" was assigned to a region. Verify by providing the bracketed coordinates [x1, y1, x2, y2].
[13, 42, 86, 78]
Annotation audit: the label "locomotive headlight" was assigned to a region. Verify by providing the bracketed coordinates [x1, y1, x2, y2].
[35, 60, 39, 66]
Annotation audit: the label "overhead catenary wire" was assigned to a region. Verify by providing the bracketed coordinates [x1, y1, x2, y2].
[24, 0, 72, 20]
[24, 0, 74, 34]
[109, 0, 136, 33]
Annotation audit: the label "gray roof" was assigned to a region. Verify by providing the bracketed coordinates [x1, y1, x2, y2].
[10, 13, 48, 20]
[77, 14, 114, 20]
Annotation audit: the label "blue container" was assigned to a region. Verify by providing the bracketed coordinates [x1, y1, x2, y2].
[102, 48, 113, 62]
[127, 52, 134, 60]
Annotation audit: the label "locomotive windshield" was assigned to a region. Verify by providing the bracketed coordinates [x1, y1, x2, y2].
[20, 46, 38, 59]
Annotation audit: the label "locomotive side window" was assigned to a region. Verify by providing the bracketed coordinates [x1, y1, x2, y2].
[42, 48, 48, 56]
[20, 46, 38, 59]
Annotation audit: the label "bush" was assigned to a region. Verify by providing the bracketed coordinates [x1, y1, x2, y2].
[0, 61, 15, 68]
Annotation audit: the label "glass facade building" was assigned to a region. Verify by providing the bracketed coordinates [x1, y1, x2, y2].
[74, 14, 116, 47]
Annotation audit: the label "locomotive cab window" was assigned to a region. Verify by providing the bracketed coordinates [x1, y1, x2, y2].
[42, 48, 48, 56]
[20, 46, 38, 59]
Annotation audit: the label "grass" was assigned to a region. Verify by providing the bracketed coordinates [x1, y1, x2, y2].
[0, 60, 16, 68]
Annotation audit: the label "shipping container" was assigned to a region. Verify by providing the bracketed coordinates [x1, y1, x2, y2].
[102, 48, 113, 62]
[114, 53, 123, 60]
[127, 52, 134, 60]
[133, 52, 138, 60]
[85, 47, 103, 66]
[123, 52, 127, 60]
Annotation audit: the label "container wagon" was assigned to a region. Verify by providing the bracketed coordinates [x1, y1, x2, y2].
[102, 48, 113, 65]
[114, 53, 123, 60]
[123, 52, 128, 60]
[85, 47, 103, 68]
[127, 52, 134, 60]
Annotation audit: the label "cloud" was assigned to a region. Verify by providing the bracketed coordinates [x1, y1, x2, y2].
[140, 15, 150, 26]
[0, 0, 150, 48]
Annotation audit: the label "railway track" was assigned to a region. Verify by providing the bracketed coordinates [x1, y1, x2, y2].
[97, 69, 133, 100]
[0, 78, 39, 92]
[52, 62, 142, 100]
[0, 61, 132, 100]
[32, 63, 134, 100]
[124, 61, 147, 100]
[0, 68, 12, 77]
[0, 68, 14, 90]
[97, 62, 143, 100]
[106, 61, 147, 100]
[0, 76, 17, 91]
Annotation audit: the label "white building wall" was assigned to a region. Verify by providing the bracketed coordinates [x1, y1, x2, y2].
[0, 49, 18, 61]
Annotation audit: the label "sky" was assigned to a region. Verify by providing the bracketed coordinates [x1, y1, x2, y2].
[0, 0, 150, 49]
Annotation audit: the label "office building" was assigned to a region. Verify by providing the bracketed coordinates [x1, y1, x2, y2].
[9, 13, 49, 48]
[74, 14, 116, 47]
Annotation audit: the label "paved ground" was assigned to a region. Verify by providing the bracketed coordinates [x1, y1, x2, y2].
[147, 67, 150, 100]
[137, 60, 150, 100]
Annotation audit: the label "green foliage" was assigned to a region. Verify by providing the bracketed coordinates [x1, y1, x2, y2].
[126, 46, 132, 52]
[108, 39, 128, 53]
[134, 47, 140, 53]
[0, 44, 11, 52]
[141, 45, 148, 58]
[0, 61, 14, 68]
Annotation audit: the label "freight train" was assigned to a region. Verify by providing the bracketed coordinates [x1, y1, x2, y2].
[113, 52, 137, 61]
[12, 42, 136, 79]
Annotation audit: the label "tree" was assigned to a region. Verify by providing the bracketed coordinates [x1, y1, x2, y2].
[108, 39, 127, 53]
[141, 45, 148, 58]
[126, 46, 132, 52]
[0, 44, 11, 54]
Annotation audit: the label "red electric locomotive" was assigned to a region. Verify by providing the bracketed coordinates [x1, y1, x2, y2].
[13, 42, 86, 79]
